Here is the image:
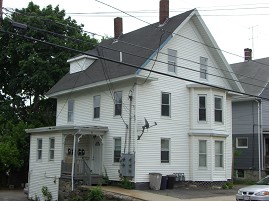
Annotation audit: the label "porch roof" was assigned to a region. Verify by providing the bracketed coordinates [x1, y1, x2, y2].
[25, 125, 109, 134]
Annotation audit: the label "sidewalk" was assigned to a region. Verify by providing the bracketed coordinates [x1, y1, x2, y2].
[98, 186, 236, 201]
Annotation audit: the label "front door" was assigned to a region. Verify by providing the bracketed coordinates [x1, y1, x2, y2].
[92, 137, 102, 174]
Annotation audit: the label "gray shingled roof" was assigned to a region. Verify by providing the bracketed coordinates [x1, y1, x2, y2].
[231, 57, 269, 97]
[46, 9, 195, 96]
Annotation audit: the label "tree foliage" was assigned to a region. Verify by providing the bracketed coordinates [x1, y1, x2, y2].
[0, 2, 98, 178]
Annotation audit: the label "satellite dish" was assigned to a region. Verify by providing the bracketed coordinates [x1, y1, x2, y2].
[142, 118, 149, 130]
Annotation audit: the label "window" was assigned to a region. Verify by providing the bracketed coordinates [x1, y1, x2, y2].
[114, 91, 122, 116]
[199, 140, 207, 167]
[236, 137, 248, 148]
[199, 95, 206, 121]
[200, 57, 208, 79]
[93, 95, 101, 119]
[68, 100, 74, 122]
[37, 139, 42, 160]
[49, 138, 55, 161]
[215, 141, 224, 167]
[114, 138, 121, 163]
[236, 169, 245, 178]
[161, 138, 170, 163]
[161, 92, 171, 117]
[168, 49, 177, 73]
[214, 96, 223, 122]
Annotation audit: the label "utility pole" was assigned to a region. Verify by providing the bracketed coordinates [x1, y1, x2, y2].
[128, 91, 133, 154]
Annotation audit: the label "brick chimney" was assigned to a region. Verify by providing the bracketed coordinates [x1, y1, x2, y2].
[114, 17, 123, 39]
[159, 0, 169, 25]
[244, 48, 252, 61]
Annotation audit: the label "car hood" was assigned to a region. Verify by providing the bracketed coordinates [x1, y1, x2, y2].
[239, 185, 269, 192]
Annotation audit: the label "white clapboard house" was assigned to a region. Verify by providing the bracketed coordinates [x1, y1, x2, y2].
[25, 0, 244, 200]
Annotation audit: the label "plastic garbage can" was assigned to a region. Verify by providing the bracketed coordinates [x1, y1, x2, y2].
[160, 176, 167, 190]
[167, 174, 176, 189]
[149, 173, 162, 190]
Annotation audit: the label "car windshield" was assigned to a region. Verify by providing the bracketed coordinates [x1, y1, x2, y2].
[257, 177, 269, 185]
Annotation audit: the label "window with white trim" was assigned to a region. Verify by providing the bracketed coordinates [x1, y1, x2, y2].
[161, 92, 171, 117]
[199, 95, 206, 121]
[168, 49, 177, 73]
[236, 137, 248, 148]
[199, 140, 207, 167]
[114, 91, 122, 116]
[93, 95, 101, 119]
[200, 57, 208, 79]
[49, 138, 55, 161]
[161, 138, 170, 163]
[68, 100, 74, 122]
[37, 139, 42, 160]
[214, 96, 223, 122]
[114, 138, 121, 163]
[215, 141, 224, 167]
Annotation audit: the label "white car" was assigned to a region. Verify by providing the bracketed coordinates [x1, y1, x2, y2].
[236, 176, 269, 201]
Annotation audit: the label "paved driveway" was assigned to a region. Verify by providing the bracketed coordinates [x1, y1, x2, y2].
[0, 190, 28, 201]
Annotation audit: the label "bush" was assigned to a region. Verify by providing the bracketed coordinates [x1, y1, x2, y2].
[87, 187, 104, 201]
[222, 183, 228, 189]
[226, 181, 234, 189]
[119, 177, 134, 189]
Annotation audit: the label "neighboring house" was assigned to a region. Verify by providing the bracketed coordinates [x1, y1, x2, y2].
[25, 0, 243, 200]
[231, 49, 269, 181]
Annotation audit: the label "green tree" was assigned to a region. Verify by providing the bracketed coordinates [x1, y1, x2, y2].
[0, 2, 98, 183]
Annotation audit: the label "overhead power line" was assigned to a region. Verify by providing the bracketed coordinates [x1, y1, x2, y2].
[1, 28, 269, 102]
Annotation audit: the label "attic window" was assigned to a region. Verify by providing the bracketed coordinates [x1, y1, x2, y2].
[200, 57, 208, 79]
[168, 49, 177, 73]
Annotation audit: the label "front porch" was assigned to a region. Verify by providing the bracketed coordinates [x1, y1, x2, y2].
[59, 125, 108, 187]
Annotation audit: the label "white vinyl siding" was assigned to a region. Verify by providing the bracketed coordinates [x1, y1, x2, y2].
[67, 100, 74, 122]
[199, 140, 207, 167]
[200, 57, 208, 79]
[114, 138, 121, 163]
[236, 137, 248, 148]
[93, 95, 101, 119]
[168, 49, 177, 73]
[161, 138, 170, 163]
[161, 92, 171, 117]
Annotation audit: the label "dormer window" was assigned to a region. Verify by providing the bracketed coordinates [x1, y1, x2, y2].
[168, 49, 177, 73]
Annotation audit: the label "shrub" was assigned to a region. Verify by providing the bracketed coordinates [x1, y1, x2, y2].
[119, 177, 134, 189]
[226, 181, 234, 189]
[41, 186, 52, 201]
[87, 187, 104, 201]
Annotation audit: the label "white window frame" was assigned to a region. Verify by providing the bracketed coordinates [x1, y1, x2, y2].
[236, 137, 248, 148]
[168, 49, 177, 73]
[67, 100, 74, 122]
[161, 92, 171, 117]
[93, 95, 101, 119]
[198, 95, 206, 122]
[49, 138, 55, 161]
[215, 140, 224, 168]
[199, 140, 207, 167]
[161, 138, 170, 163]
[113, 138, 121, 163]
[214, 96, 223, 123]
[114, 91, 122, 116]
[200, 57, 208, 79]
[37, 138, 42, 161]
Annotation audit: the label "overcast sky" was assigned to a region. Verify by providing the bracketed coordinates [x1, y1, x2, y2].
[3, 0, 269, 64]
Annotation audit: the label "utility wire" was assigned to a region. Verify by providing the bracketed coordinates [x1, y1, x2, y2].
[2, 28, 269, 102]
[6, 18, 269, 93]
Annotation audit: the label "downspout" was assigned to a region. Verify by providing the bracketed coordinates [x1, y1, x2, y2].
[71, 129, 81, 191]
[256, 99, 261, 180]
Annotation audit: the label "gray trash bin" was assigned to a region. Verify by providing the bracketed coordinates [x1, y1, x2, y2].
[149, 173, 162, 190]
